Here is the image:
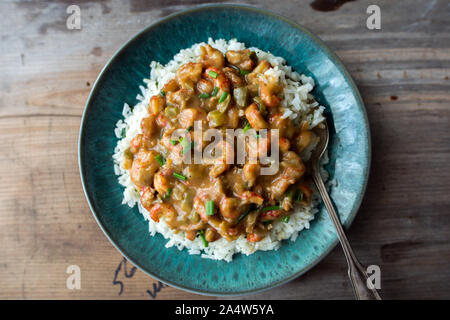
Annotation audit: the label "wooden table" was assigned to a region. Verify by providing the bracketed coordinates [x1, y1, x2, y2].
[1, 0, 449, 300]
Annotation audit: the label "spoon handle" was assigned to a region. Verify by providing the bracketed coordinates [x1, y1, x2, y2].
[312, 166, 381, 300]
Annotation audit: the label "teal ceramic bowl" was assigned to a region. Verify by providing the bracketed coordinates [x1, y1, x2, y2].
[79, 4, 370, 296]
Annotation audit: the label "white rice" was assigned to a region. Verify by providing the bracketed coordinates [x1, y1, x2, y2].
[112, 38, 328, 262]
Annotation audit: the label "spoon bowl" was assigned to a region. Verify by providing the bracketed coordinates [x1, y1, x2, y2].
[310, 121, 330, 167]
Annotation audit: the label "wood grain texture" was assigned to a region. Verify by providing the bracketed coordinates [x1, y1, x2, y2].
[0, 0, 449, 300]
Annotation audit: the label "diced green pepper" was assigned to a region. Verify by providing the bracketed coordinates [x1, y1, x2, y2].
[190, 211, 200, 223]
[164, 106, 179, 118]
[253, 96, 267, 117]
[233, 87, 248, 108]
[207, 110, 226, 127]
[123, 148, 133, 160]
[181, 189, 195, 213]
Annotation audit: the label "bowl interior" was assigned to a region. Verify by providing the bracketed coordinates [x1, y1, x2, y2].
[79, 5, 370, 295]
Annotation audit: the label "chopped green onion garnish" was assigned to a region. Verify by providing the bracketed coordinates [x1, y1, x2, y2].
[160, 90, 166, 97]
[218, 91, 229, 103]
[198, 93, 210, 99]
[285, 187, 296, 200]
[198, 230, 208, 247]
[173, 172, 187, 181]
[205, 200, 215, 216]
[296, 191, 304, 203]
[170, 139, 178, 146]
[208, 70, 218, 78]
[280, 216, 290, 223]
[121, 128, 126, 138]
[179, 137, 194, 154]
[236, 205, 254, 223]
[211, 86, 219, 96]
[243, 122, 252, 133]
[236, 213, 247, 224]
[162, 188, 172, 201]
[155, 154, 165, 166]
[186, 125, 193, 132]
[262, 205, 281, 212]
[240, 69, 251, 76]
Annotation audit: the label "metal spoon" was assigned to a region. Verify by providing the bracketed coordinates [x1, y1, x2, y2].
[310, 121, 381, 300]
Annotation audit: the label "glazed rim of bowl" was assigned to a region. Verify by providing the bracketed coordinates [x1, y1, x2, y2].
[78, 3, 371, 296]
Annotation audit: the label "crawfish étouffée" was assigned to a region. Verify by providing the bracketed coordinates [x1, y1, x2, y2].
[122, 45, 316, 245]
